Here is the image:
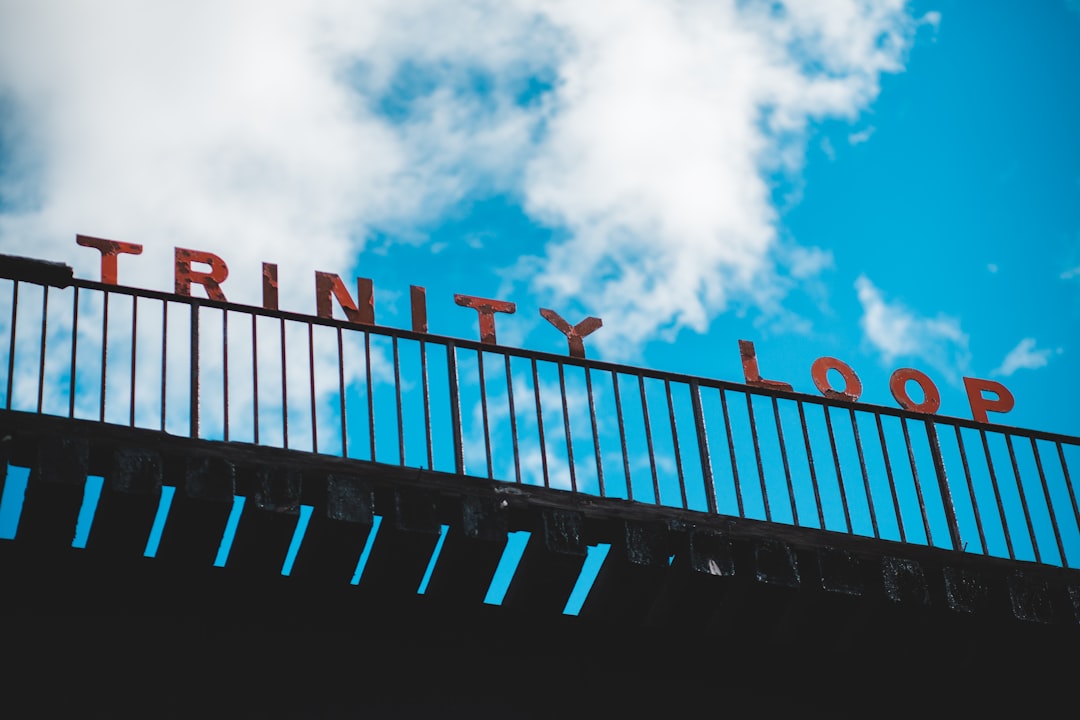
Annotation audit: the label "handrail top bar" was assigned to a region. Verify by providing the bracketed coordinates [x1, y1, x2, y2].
[0, 254, 74, 288]
[7, 271, 1078, 446]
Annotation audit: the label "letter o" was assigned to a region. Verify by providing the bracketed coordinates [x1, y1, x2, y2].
[889, 368, 941, 414]
[811, 357, 862, 401]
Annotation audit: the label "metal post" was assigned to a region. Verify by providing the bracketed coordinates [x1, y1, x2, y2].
[925, 421, 962, 551]
[190, 301, 200, 438]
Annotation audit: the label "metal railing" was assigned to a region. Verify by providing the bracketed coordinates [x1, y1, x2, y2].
[2, 266, 1078, 569]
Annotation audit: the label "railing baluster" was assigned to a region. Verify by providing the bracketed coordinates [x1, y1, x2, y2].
[69, 286, 79, 419]
[824, 406, 850, 533]
[954, 425, 987, 554]
[772, 397, 795, 525]
[692, 381, 716, 515]
[851, 409, 877, 539]
[531, 358, 548, 488]
[901, 417, 932, 547]
[6, 280, 18, 410]
[926, 421, 961, 550]
[161, 300, 167, 431]
[666, 379, 687, 510]
[447, 341, 464, 476]
[478, 349, 492, 478]
[251, 312, 258, 444]
[309, 321, 317, 454]
[639, 376, 660, 506]
[613, 373, 631, 502]
[557, 362, 577, 493]
[1031, 437, 1065, 566]
[981, 429, 1015, 560]
[748, 394, 771, 522]
[1006, 434, 1040, 563]
[423, 341, 433, 471]
[280, 317, 288, 449]
[337, 327, 347, 457]
[365, 331, 375, 462]
[102, 289, 110, 423]
[394, 336, 404, 466]
[721, 389, 744, 518]
[876, 415, 906, 543]
[130, 296, 138, 427]
[221, 309, 228, 441]
[587, 368, 604, 496]
[1058, 442, 1080, 567]
[505, 355, 520, 483]
[36, 285, 48, 414]
[798, 401, 822, 529]
[188, 299, 199, 437]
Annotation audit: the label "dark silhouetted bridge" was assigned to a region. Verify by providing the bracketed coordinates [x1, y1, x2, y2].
[0, 254, 1077, 716]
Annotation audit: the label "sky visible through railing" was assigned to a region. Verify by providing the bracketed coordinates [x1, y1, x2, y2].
[1, 274, 1079, 613]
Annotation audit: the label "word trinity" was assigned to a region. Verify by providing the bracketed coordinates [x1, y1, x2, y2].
[74, 235, 1014, 424]
[76, 234, 601, 358]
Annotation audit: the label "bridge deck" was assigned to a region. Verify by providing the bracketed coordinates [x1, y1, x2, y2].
[1, 409, 1077, 715]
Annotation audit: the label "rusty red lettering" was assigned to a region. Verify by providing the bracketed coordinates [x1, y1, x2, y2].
[174, 247, 229, 301]
[410, 286, 428, 333]
[540, 309, 602, 358]
[262, 263, 279, 310]
[76, 235, 143, 285]
[455, 294, 515, 345]
[315, 271, 374, 325]
[739, 340, 793, 391]
[811, 357, 862, 401]
[964, 377, 1014, 424]
[889, 368, 941, 414]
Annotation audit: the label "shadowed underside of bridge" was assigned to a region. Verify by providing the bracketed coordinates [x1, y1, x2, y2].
[2, 411, 1079, 716]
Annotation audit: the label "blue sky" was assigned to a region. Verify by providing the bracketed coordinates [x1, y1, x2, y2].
[0, 0, 1077, 439]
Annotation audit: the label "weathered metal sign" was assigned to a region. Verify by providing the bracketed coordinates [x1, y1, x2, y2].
[74, 234, 1014, 424]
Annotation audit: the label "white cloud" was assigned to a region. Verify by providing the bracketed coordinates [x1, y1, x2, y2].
[0, 0, 925, 359]
[786, 245, 834, 279]
[855, 274, 971, 382]
[522, 0, 921, 355]
[820, 136, 837, 161]
[1062, 266, 1080, 280]
[992, 338, 1056, 377]
[0, 1, 551, 311]
[848, 126, 876, 145]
